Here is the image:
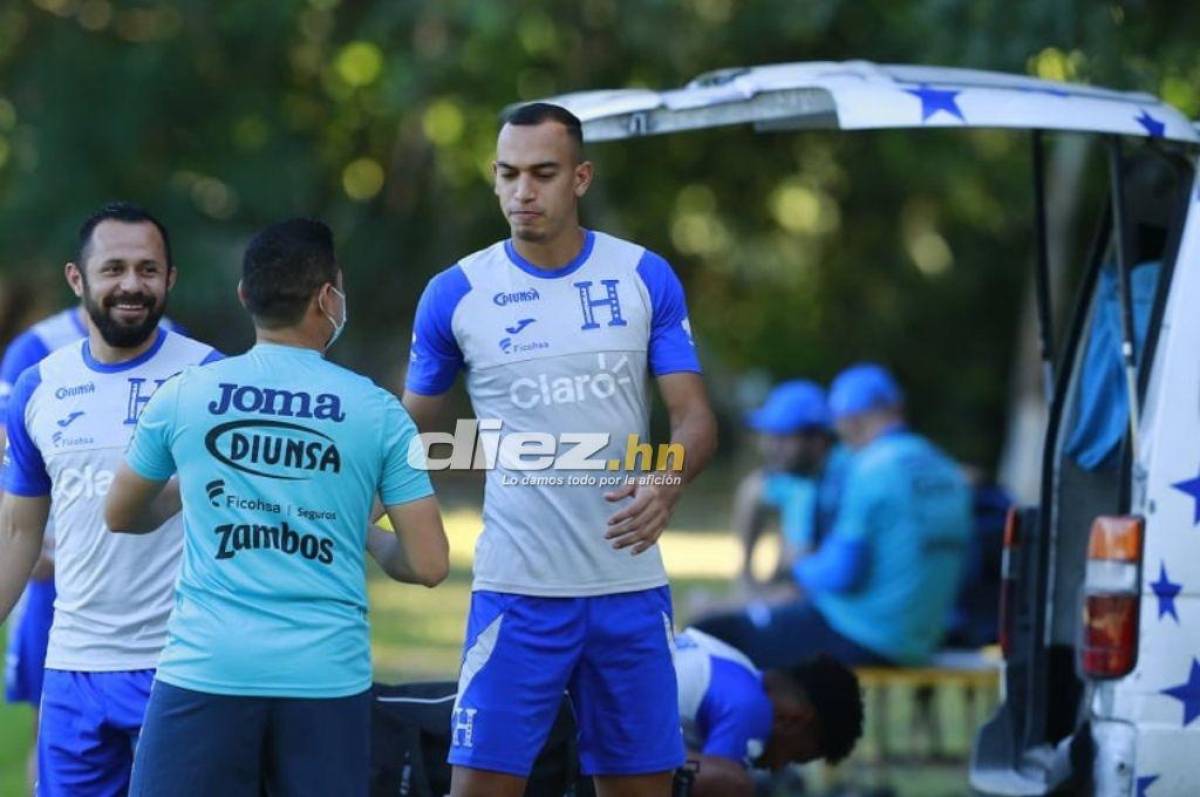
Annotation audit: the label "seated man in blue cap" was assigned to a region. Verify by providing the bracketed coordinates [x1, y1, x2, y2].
[735, 380, 850, 596]
[695, 363, 971, 668]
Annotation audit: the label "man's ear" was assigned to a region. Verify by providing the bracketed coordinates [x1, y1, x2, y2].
[64, 262, 85, 299]
[236, 279, 248, 310]
[574, 160, 594, 198]
[314, 282, 335, 317]
[166, 266, 178, 292]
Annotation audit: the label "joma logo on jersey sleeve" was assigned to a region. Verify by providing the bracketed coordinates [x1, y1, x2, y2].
[204, 419, 342, 480]
[208, 383, 346, 422]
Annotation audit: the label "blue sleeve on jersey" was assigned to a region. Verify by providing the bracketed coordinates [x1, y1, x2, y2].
[2, 366, 50, 497]
[794, 536, 868, 593]
[697, 657, 775, 765]
[636, 250, 701, 376]
[378, 395, 435, 506]
[0, 331, 51, 422]
[794, 453, 883, 593]
[125, 375, 180, 482]
[200, 349, 225, 366]
[405, 265, 470, 395]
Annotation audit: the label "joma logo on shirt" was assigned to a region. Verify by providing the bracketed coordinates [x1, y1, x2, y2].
[214, 521, 334, 564]
[208, 383, 346, 422]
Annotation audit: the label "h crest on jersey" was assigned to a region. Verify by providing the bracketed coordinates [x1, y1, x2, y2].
[125, 377, 169, 425]
[574, 279, 628, 330]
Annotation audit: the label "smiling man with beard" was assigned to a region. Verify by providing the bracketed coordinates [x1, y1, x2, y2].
[0, 202, 220, 797]
[0, 243, 188, 797]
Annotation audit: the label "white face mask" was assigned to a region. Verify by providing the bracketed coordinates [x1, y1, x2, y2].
[322, 286, 348, 351]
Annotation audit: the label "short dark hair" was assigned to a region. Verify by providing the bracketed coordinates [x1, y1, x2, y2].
[241, 218, 338, 328]
[77, 201, 173, 270]
[502, 102, 584, 158]
[789, 655, 864, 764]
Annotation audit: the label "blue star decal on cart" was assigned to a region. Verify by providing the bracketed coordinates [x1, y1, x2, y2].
[1172, 467, 1200, 525]
[1151, 562, 1182, 623]
[904, 84, 965, 122]
[1162, 658, 1200, 726]
[1136, 774, 1158, 797]
[1136, 109, 1165, 138]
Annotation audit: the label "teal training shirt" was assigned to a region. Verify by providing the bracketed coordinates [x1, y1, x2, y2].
[811, 430, 970, 665]
[762, 444, 853, 549]
[125, 343, 433, 697]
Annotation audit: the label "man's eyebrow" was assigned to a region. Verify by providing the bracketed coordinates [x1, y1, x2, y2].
[98, 256, 161, 268]
[495, 160, 561, 170]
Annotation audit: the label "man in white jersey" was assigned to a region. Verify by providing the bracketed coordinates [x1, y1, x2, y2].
[405, 103, 718, 797]
[1, 300, 184, 794]
[673, 628, 863, 797]
[0, 202, 219, 796]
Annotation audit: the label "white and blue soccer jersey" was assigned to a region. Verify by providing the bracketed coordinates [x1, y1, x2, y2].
[407, 230, 701, 596]
[675, 628, 774, 767]
[3, 328, 220, 671]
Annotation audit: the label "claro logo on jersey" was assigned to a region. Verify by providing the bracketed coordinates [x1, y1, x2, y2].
[52, 465, 113, 501]
[509, 353, 634, 409]
[214, 521, 334, 565]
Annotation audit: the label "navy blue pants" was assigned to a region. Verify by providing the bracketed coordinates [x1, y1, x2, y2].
[129, 680, 370, 796]
[692, 600, 893, 669]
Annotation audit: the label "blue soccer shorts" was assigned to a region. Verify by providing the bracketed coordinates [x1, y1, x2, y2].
[130, 680, 370, 797]
[4, 577, 55, 705]
[38, 668, 154, 797]
[448, 586, 685, 777]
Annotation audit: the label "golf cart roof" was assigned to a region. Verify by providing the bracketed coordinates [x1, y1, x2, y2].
[533, 61, 1199, 145]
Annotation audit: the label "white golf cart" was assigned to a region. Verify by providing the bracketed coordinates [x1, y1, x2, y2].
[531, 62, 1200, 796]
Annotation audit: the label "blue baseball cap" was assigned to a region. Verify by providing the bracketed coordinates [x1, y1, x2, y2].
[746, 380, 832, 434]
[829, 363, 903, 421]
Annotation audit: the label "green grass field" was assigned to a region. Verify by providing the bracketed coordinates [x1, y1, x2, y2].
[1, 656, 34, 795]
[0, 497, 978, 796]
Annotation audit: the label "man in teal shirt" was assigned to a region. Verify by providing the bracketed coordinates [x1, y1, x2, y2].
[696, 363, 970, 667]
[736, 379, 851, 592]
[105, 218, 449, 795]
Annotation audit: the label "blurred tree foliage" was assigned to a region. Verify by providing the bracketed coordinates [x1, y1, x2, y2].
[0, 0, 1197, 467]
